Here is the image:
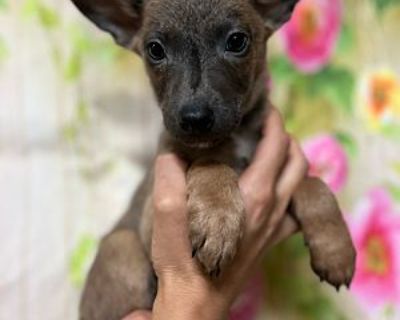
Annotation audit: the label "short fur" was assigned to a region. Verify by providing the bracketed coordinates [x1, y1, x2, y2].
[70, 1, 357, 319]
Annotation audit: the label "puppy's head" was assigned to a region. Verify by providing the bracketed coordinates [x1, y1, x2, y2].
[72, 0, 299, 148]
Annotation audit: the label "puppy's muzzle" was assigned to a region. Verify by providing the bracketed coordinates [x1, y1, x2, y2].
[179, 104, 215, 135]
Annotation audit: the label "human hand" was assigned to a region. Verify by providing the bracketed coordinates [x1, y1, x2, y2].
[123, 108, 308, 320]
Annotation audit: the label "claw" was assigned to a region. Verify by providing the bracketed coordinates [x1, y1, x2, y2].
[199, 238, 206, 250]
[192, 238, 206, 258]
[208, 258, 222, 279]
[214, 264, 221, 278]
[319, 270, 328, 283]
[209, 269, 219, 278]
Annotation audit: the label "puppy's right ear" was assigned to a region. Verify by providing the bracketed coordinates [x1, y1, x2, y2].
[71, 0, 144, 48]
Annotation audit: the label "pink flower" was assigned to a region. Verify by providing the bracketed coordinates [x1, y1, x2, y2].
[229, 275, 264, 320]
[281, 0, 342, 73]
[302, 134, 348, 193]
[349, 188, 400, 310]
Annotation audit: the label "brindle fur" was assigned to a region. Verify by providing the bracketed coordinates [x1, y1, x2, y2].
[70, 1, 357, 319]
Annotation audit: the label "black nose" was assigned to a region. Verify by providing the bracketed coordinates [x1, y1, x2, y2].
[179, 105, 215, 135]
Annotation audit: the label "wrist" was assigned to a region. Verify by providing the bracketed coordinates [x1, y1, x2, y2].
[154, 273, 230, 320]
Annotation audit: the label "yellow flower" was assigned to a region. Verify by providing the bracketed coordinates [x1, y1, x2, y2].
[360, 70, 400, 130]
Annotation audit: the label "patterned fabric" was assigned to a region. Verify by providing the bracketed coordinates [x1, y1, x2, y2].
[0, 0, 399, 319]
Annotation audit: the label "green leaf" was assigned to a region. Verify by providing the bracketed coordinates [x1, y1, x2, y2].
[337, 23, 355, 54]
[392, 162, 400, 176]
[69, 235, 97, 287]
[383, 304, 397, 318]
[62, 124, 78, 143]
[61, 101, 90, 142]
[335, 131, 358, 158]
[37, 4, 59, 28]
[269, 55, 298, 84]
[0, 0, 7, 10]
[22, 0, 60, 29]
[0, 37, 8, 63]
[305, 66, 356, 115]
[77, 101, 89, 123]
[381, 123, 400, 139]
[373, 0, 400, 14]
[64, 51, 82, 81]
[387, 184, 400, 203]
[67, 25, 93, 53]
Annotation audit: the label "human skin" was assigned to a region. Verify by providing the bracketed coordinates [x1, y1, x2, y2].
[123, 109, 308, 320]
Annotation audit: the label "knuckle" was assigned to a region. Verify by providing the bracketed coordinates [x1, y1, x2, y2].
[300, 156, 309, 175]
[269, 107, 279, 120]
[250, 185, 276, 212]
[296, 149, 309, 174]
[281, 132, 291, 149]
[154, 196, 181, 213]
[126, 312, 150, 320]
[273, 108, 284, 123]
[291, 138, 309, 175]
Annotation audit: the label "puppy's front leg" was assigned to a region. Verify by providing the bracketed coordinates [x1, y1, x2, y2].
[290, 177, 356, 289]
[187, 161, 245, 277]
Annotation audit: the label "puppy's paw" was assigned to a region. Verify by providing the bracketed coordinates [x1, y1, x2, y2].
[291, 177, 357, 291]
[308, 228, 356, 290]
[189, 202, 245, 278]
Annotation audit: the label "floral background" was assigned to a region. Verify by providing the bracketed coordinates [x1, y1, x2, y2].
[0, 0, 399, 319]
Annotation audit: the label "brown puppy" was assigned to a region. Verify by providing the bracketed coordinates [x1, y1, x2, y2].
[70, 1, 357, 319]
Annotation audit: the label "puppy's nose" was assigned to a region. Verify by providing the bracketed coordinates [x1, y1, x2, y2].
[179, 105, 215, 135]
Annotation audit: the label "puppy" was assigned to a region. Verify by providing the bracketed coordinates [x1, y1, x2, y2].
[70, 1, 357, 319]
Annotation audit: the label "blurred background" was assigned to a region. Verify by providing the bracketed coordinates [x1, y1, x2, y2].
[0, 0, 399, 319]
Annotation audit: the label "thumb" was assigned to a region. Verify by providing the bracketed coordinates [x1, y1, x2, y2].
[122, 310, 152, 320]
[152, 154, 192, 270]
[153, 154, 187, 215]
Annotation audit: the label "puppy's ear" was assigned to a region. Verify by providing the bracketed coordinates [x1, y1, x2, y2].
[71, 0, 144, 47]
[252, 0, 300, 31]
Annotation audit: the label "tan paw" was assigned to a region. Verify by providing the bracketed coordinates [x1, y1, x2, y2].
[189, 203, 245, 277]
[308, 229, 356, 290]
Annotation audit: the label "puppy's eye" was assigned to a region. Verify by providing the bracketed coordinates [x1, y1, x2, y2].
[147, 42, 166, 62]
[225, 32, 249, 55]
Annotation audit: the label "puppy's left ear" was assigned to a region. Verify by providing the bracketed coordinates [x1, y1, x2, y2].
[251, 0, 300, 31]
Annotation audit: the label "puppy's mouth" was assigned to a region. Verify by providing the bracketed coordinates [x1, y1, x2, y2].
[172, 120, 242, 150]
[178, 136, 223, 149]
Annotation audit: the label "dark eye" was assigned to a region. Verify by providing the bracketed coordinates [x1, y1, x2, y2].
[225, 32, 249, 55]
[147, 41, 166, 62]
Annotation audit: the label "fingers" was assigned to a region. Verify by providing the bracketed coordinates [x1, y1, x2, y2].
[276, 138, 308, 201]
[152, 154, 192, 272]
[122, 311, 152, 320]
[239, 108, 290, 217]
[268, 138, 308, 227]
[255, 138, 306, 247]
[153, 154, 187, 212]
